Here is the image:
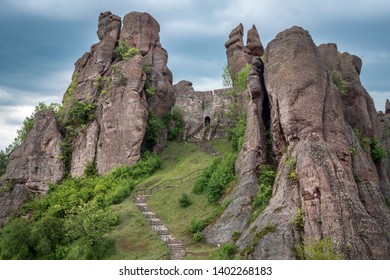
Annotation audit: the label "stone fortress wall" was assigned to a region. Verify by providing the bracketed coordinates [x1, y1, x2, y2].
[174, 83, 235, 141]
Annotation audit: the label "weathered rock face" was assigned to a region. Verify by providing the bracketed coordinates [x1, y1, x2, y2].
[253, 27, 390, 259]
[318, 43, 378, 137]
[210, 26, 390, 259]
[68, 11, 121, 103]
[0, 109, 65, 226]
[96, 55, 148, 174]
[120, 12, 175, 118]
[69, 11, 174, 177]
[225, 24, 264, 78]
[204, 57, 268, 244]
[378, 99, 390, 198]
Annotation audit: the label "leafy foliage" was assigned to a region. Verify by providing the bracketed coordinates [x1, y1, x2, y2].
[250, 165, 276, 222]
[142, 112, 165, 152]
[295, 237, 343, 260]
[60, 100, 97, 173]
[0, 153, 160, 259]
[0, 149, 9, 177]
[293, 208, 304, 230]
[332, 70, 348, 96]
[178, 193, 192, 208]
[227, 112, 247, 152]
[216, 242, 236, 260]
[222, 64, 233, 88]
[163, 107, 185, 141]
[222, 64, 251, 94]
[354, 129, 388, 163]
[193, 153, 237, 204]
[114, 40, 141, 60]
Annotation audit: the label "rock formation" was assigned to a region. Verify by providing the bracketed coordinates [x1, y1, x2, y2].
[225, 23, 264, 78]
[0, 109, 65, 226]
[0, 11, 176, 225]
[69, 11, 175, 176]
[378, 99, 390, 197]
[208, 26, 390, 259]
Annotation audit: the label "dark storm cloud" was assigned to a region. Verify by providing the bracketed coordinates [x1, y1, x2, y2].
[0, 0, 389, 149]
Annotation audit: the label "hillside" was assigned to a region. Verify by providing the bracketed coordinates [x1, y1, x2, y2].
[1, 10, 390, 260]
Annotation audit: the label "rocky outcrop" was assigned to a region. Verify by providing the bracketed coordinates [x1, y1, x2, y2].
[68, 11, 175, 177]
[318, 43, 378, 137]
[378, 99, 390, 198]
[0, 109, 65, 226]
[210, 26, 390, 259]
[96, 55, 148, 174]
[225, 24, 264, 78]
[68, 11, 121, 103]
[204, 58, 268, 243]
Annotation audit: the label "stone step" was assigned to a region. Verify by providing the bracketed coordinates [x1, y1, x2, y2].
[136, 203, 150, 212]
[148, 218, 163, 226]
[144, 212, 156, 219]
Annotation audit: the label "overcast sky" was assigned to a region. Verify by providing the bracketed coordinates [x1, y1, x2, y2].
[0, 0, 389, 150]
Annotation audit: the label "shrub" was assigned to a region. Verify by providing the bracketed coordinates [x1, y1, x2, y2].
[370, 138, 388, 162]
[250, 165, 276, 222]
[189, 218, 206, 234]
[231, 230, 241, 242]
[142, 112, 165, 152]
[84, 161, 98, 177]
[0, 218, 33, 260]
[227, 112, 246, 152]
[332, 70, 348, 96]
[114, 40, 141, 60]
[193, 232, 202, 242]
[293, 208, 304, 230]
[205, 153, 236, 204]
[178, 193, 192, 208]
[216, 242, 236, 260]
[295, 237, 343, 260]
[164, 107, 185, 141]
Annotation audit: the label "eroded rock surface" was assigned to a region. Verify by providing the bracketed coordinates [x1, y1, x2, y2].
[0, 110, 65, 226]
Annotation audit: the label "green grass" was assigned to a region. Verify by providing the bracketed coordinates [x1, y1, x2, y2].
[106, 140, 232, 259]
[135, 141, 214, 191]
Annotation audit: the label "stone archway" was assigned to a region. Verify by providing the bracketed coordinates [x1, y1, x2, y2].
[205, 116, 211, 126]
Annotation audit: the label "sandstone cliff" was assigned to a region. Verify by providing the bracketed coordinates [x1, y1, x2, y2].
[0, 11, 175, 226]
[207, 26, 390, 259]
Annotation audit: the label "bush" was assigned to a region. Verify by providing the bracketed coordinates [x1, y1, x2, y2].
[164, 107, 185, 141]
[84, 161, 98, 177]
[227, 112, 246, 152]
[250, 165, 276, 222]
[0, 152, 161, 260]
[193, 232, 202, 242]
[178, 193, 192, 208]
[205, 153, 236, 204]
[142, 112, 165, 152]
[216, 242, 236, 260]
[114, 40, 141, 60]
[293, 208, 304, 230]
[295, 237, 343, 260]
[189, 218, 206, 234]
[370, 138, 388, 162]
[0, 218, 33, 260]
[332, 70, 348, 96]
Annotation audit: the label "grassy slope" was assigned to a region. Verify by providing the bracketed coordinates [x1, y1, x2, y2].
[106, 140, 231, 259]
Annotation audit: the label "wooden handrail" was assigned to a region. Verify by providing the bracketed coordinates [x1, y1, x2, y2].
[133, 168, 204, 198]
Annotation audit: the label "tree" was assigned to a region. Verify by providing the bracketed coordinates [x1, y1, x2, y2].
[65, 201, 119, 245]
[0, 149, 8, 177]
